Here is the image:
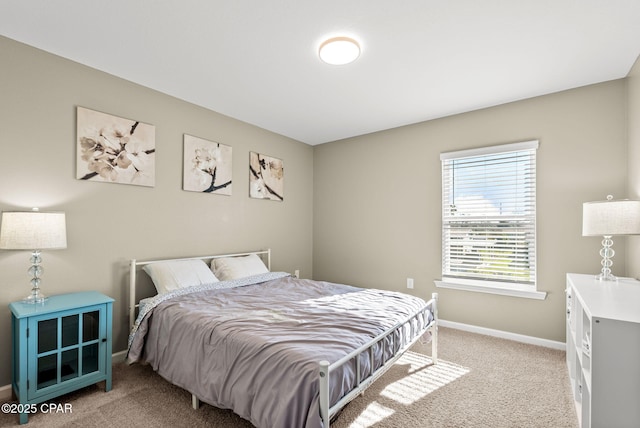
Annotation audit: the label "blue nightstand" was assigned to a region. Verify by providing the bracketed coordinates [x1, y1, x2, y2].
[9, 291, 114, 424]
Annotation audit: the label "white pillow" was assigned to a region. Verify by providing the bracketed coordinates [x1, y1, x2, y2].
[212, 254, 269, 281]
[143, 259, 219, 294]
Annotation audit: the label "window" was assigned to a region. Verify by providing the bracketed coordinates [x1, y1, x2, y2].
[436, 140, 545, 299]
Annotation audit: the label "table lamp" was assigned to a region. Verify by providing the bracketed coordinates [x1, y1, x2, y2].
[582, 195, 640, 281]
[0, 209, 67, 303]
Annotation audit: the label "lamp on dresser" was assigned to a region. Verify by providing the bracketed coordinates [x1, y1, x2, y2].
[0, 208, 67, 303]
[582, 195, 640, 281]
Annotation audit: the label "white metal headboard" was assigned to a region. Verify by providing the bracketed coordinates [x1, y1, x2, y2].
[128, 249, 271, 329]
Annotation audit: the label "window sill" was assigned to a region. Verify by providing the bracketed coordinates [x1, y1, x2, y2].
[434, 279, 547, 300]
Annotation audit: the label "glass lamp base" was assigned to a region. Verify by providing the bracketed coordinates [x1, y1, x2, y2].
[24, 251, 47, 304]
[595, 272, 617, 282]
[596, 235, 617, 282]
[23, 288, 47, 304]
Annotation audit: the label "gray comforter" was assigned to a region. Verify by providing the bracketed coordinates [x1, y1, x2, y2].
[128, 273, 432, 428]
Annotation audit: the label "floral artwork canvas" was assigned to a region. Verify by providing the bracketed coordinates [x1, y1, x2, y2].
[249, 152, 284, 201]
[76, 107, 155, 187]
[183, 134, 232, 195]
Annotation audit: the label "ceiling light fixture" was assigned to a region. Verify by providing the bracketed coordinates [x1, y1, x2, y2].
[319, 36, 361, 65]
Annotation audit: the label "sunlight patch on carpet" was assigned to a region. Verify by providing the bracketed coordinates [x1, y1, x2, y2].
[380, 351, 470, 405]
[348, 401, 395, 428]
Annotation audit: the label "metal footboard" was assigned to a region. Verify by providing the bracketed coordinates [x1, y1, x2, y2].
[318, 292, 438, 427]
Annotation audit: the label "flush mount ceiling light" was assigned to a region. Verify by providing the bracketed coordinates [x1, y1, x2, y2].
[318, 36, 361, 65]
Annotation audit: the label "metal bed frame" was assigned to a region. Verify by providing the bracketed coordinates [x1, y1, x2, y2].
[128, 249, 438, 427]
[319, 293, 437, 426]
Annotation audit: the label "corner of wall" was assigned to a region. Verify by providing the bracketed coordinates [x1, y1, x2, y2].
[625, 53, 640, 279]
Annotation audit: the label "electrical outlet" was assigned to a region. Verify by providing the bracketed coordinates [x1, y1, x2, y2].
[407, 278, 414, 289]
[294, 269, 300, 279]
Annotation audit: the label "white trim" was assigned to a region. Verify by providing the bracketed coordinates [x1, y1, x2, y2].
[435, 279, 547, 300]
[439, 319, 565, 350]
[440, 139, 539, 160]
[112, 349, 127, 363]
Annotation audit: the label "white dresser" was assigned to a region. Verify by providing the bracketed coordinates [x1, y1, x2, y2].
[565, 273, 640, 428]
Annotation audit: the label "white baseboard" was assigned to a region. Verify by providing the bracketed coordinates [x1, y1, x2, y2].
[0, 326, 565, 402]
[439, 319, 566, 351]
[112, 349, 127, 363]
[0, 350, 129, 402]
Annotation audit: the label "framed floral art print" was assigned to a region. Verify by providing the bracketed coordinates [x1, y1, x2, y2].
[249, 151, 284, 201]
[183, 134, 232, 195]
[76, 107, 156, 187]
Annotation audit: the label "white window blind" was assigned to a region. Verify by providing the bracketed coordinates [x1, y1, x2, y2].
[440, 141, 538, 287]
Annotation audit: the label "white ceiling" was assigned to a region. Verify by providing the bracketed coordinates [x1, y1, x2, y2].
[2, 1, 640, 145]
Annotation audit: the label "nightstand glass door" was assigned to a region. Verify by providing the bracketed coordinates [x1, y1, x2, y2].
[36, 318, 59, 389]
[28, 305, 106, 399]
[82, 311, 100, 375]
[61, 315, 79, 382]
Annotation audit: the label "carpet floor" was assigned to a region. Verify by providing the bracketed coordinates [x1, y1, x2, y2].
[0, 327, 577, 427]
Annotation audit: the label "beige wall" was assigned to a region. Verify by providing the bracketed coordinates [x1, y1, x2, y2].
[627, 55, 640, 278]
[313, 80, 628, 342]
[0, 36, 314, 386]
[1, 32, 636, 388]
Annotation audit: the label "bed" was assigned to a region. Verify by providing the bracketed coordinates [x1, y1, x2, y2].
[127, 249, 438, 428]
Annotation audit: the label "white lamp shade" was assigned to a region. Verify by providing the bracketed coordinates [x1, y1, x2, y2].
[0, 211, 67, 250]
[582, 199, 640, 236]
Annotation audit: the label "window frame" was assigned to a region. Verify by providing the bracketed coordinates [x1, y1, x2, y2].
[435, 140, 546, 300]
